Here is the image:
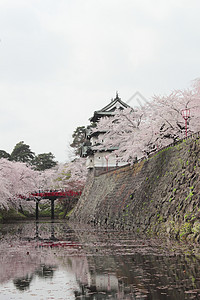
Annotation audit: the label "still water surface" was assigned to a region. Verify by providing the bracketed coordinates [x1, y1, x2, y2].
[0, 220, 200, 300]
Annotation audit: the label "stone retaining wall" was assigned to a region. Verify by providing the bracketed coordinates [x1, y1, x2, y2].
[71, 137, 200, 242]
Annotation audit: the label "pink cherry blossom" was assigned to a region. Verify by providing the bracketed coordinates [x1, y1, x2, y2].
[91, 80, 200, 162]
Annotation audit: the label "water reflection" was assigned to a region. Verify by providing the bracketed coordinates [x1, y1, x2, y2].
[22, 221, 59, 241]
[13, 265, 56, 292]
[13, 274, 34, 291]
[0, 221, 200, 299]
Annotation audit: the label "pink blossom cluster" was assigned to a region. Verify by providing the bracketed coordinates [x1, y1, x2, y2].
[92, 79, 200, 162]
[0, 157, 87, 210]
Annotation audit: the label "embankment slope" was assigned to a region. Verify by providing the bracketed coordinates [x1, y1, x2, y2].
[71, 137, 200, 241]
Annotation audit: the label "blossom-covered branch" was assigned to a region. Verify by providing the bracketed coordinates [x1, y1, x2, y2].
[91, 81, 200, 162]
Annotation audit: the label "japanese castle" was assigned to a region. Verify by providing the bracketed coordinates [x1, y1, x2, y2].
[81, 93, 131, 173]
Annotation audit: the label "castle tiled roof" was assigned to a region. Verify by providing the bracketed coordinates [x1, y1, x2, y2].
[90, 92, 131, 123]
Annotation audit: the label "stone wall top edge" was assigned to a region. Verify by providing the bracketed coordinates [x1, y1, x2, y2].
[93, 131, 200, 179]
[94, 164, 131, 177]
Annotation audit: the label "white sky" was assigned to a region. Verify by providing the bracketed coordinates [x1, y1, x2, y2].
[0, 0, 200, 162]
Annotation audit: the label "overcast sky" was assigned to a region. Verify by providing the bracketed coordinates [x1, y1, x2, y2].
[0, 0, 200, 162]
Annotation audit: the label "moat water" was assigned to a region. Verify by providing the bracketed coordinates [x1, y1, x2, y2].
[0, 220, 200, 300]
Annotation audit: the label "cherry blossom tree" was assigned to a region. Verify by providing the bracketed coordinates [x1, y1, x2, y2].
[151, 86, 200, 141]
[53, 158, 87, 191]
[92, 107, 148, 161]
[0, 159, 40, 210]
[91, 80, 200, 163]
[0, 157, 87, 211]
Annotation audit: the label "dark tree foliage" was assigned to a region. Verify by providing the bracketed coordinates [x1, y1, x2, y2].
[0, 150, 11, 160]
[10, 141, 35, 163]
[1, 141, 57, 170]
[70, 126, 86, 156]
[33, 152, 57, 171]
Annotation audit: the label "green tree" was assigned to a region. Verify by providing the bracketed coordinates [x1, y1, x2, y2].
[0, 150, 11, 160]
[10, 141, 35, 164]
[33, 152, 57, 171]
[70, 126, 86, 156]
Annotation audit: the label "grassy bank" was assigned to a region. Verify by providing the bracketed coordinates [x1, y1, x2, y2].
[0, 208, 28, 222]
